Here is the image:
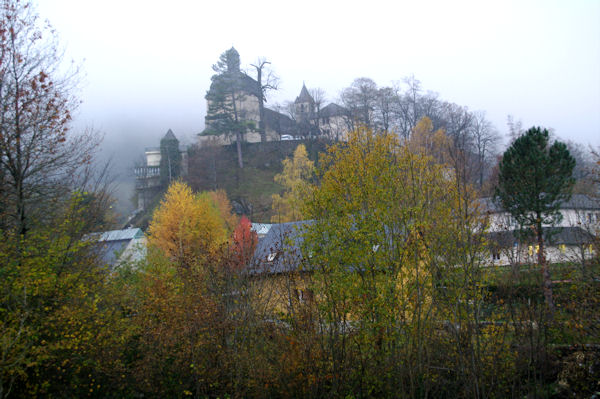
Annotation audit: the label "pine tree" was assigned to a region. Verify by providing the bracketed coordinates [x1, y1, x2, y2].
[495, 126, 575, 312]
[204, 48, 256, 169]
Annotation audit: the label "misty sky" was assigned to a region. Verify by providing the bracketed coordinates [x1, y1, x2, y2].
[35, 0, 599, 172]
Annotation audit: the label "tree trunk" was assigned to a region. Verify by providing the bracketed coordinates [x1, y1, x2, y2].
[536, 223, 554, 315]
[236, 131, 244, 169]
[231, 90, 244, 169]
[256, 68, 267, 143]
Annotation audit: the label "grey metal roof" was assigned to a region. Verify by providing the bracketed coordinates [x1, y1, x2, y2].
[486, 226, 595, 248]
[251, 223, 273, 236]
[562, 194, 600, 210]
[98, 228, 144, 242]
[250, 221, 313, 275]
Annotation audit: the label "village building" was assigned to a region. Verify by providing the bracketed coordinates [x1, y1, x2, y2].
[90, 227, 147, 269]
[197, 48, 347, 147]
[481, 194, 599, 266]
[134, 129, 188, 210]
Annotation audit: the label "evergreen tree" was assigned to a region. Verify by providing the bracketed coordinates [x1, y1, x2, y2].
[204, 48, 256, 168]
[495, 126, 575, 312]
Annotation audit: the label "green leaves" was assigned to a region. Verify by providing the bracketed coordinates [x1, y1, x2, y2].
[496, 127, 575, 228]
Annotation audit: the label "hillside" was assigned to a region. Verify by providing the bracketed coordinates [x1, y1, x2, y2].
[186, 139, 329, 223]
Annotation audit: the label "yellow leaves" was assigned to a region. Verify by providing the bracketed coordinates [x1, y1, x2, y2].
[147, 181, 229, 266]
[408, 116, 449, 165]
[272, 144, 315, 222]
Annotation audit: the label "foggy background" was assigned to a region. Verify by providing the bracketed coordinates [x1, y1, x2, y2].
[34, 0, 600, 216]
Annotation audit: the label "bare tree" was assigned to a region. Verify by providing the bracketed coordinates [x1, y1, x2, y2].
[0, 0, 99, 236]
[506, 115, 524, 143]
[375, 86, 397, 132]
[471, 111, 500, 189]
[250, 58, 278, 143]
[309, 87, 326, 133]
[340, 77, 379, 129]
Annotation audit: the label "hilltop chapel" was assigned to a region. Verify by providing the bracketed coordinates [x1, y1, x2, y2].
[198, 47, 347, 147]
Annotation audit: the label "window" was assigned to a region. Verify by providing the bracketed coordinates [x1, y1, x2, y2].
[492, 250, 501, 261]
[295, 289, 314, 304]
[559, 244, 566, 253]
[267, 252, 279, 262]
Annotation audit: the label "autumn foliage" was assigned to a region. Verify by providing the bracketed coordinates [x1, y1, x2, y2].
[147, 181, 229, 266]
[229, 215, 258, 270]
[271, 144, 314, 222]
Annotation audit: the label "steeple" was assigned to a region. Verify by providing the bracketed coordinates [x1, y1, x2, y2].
[295, 83, 315, 122]
[295, 82, 314, 104]
[162, 128, 177, 142]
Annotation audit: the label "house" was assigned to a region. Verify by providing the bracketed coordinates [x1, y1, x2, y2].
[481, 194, 599, 265]
[250, 221, 313, 275]
[487, 226, 596, 266]
[481, 194, 600, 233]
[249, 221, 314, 315]
[93, 227, 147, 268]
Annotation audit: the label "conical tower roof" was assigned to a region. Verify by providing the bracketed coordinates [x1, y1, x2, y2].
[295, 83, 314, 104]
[162, 129, 178, 141]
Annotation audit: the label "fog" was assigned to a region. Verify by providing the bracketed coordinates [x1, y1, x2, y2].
[33, 0, 600, 215]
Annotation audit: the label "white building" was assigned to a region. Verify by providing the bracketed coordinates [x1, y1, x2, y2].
[481, 194, 599, 266]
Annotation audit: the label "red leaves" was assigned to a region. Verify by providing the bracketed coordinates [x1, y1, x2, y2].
[229, 215, 258, 270]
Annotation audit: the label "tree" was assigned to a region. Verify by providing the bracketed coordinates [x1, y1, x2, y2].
[309, 87, 326, 133]
[470, 111, 500, 190]
[340, 77, 378, 129]
[0, 0, 98, 236]
[301, 127, 487, 396]
[408, 116, 449, 165]
[495, 127, 576, 312]
[205, 48, 255, 169]
[250, 58, 278, 143]
[147, 181, 228, 267]
[375, 86, 397, 132]
[271, 144, 314, 222]
[229, 215, 257, 270]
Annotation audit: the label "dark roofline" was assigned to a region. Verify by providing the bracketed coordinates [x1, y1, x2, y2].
[480, 194, 600, 213]
[487, 226, 595, 248]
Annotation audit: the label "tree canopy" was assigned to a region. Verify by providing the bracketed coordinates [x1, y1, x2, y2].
[495, 126, 576, 311]
[147, 181, 229, 267]
[271, 144, 314, 222]
[496, 127, 575, 228]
